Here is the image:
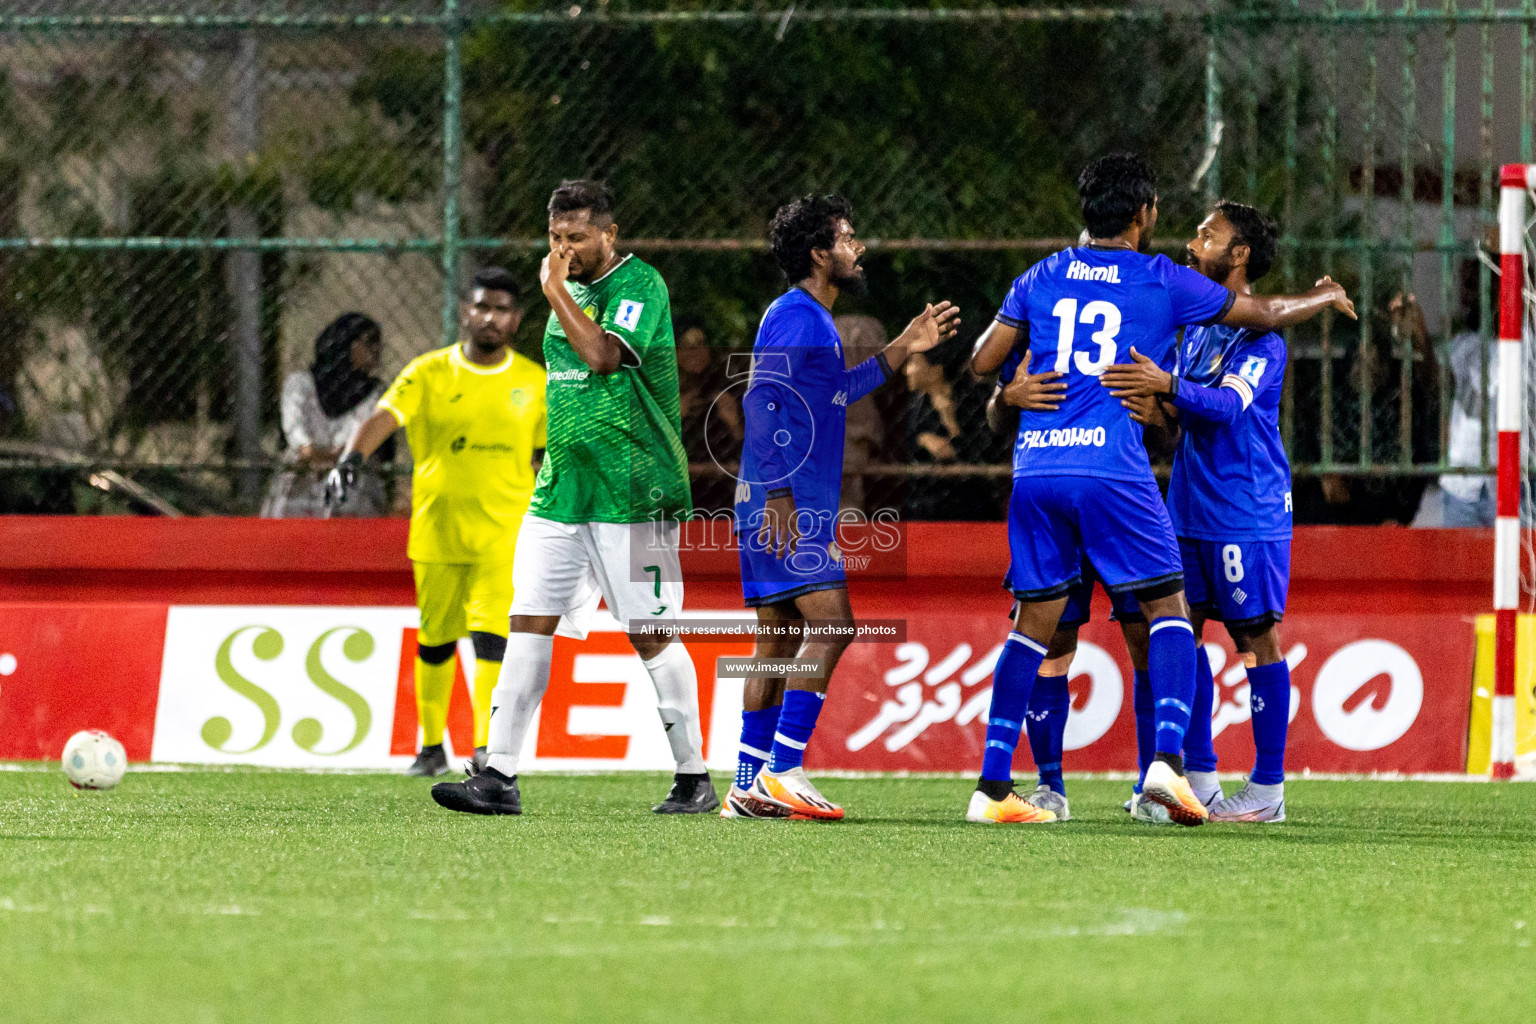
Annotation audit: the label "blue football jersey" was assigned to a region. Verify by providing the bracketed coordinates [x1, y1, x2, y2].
[1166, 323, 1292, 542]
[996, 246, 1234, 482]
[736, 288, 889, 537]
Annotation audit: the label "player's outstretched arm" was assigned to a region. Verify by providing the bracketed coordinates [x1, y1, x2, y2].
[882, 301, 961, 369]
[327, 407, 400, 508]
[541, 244, 626, 375]
[1222, 276, 1357, 331]
[1100, 348, 1249, 426]
[970, 319, 1019, 376]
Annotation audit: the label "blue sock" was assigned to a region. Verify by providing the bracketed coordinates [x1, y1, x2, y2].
[1026, 672, 1069, 794]
[735, 705, 781, 790]
[1183, 641, 1218, 774]
[981, 632, 1047, 782]
[1247, 660, 1291, 786]
[1133, 668, 1153, 793]
[1148, 617, 1196, 758]
[768, 690, 825, 772]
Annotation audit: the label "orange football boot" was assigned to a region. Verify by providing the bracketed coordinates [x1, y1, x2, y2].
[1141, 759, 1210, 827]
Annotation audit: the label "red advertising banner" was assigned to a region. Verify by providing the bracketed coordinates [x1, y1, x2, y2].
[0, 599, 1473, 773]
[0, 520, 1485, 774]
[0, 604, 168, 761]
[807, 600, 1475, 775]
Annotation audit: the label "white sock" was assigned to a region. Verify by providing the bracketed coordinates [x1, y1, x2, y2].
[643, 642, 706, 774]
[1247, 780, 1284, 802]
[1187, 770, 1221, 802]
[486, 633, 555, 777]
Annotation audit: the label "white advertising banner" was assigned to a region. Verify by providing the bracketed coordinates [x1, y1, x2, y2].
[152, 606, 748, 771]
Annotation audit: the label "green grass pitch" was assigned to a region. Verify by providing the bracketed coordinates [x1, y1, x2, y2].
[1, 769, 1533, 1023]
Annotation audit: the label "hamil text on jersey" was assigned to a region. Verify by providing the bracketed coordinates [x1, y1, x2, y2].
[1065, 261, 1121, 283]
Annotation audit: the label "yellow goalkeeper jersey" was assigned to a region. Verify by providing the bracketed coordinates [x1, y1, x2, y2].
[378, 343, 547, 564]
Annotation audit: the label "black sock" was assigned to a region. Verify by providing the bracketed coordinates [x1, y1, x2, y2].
[976, 777, 1014, 802]
[420, 743, 443, 755]
[675, 771, 711, 782]
[1154, 751, 1184, 775]
[484, 766, 515, 783]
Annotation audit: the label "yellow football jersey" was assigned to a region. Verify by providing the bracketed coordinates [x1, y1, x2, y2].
[378, 344, 547, 563]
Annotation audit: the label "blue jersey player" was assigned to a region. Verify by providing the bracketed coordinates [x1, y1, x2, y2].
[1101, 201, 1298, 823]
[968, 154, 1354, 826]
[986, 343, 1167, 822]
[725, 194, 960, 821]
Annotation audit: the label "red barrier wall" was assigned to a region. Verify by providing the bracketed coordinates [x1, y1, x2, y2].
[0, 518, 1487, 772]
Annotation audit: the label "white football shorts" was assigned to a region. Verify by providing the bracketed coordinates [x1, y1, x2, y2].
[509, 516, 684, 640]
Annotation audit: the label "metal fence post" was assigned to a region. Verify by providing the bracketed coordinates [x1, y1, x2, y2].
[1203, 3, 1223, 205]
[226, 28, 262, 505]
[441, 0, 463, 351]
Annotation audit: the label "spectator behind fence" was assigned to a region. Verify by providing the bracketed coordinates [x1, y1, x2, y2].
[1412, 261, 1511, 527]
[834, 314, 887, 512]
[675, 318, 744, 515]
[903, 347, 995, 520]
[262, 312, 390, 518]
[1316, 290, 1441, 524]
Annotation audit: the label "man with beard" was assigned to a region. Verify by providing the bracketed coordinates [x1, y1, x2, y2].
[429, 179, 714, 817]
[721, 194, 960, 820]
[1099, 200, 1297, 823]
[327, 267, 546, 777]
[969, 154, 1353, 826]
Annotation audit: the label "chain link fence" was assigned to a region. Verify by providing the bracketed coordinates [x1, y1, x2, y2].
[0, 1, 1531, 520]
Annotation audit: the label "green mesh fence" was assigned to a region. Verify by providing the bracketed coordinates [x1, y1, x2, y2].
[0, 1, 1531, 520]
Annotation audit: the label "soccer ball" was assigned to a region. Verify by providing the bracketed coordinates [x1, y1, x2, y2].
[61, 730, 128, 790]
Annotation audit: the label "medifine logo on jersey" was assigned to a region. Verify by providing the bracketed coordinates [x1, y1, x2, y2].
[1065, 261, 1121, 283]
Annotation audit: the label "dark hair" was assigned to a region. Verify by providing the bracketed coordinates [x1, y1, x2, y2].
[547, 178, 615, 224]
[768, 194, 854, 282]
[1213, 200, 1279, 282]
[311, 312, 382, 418]
[1078, 153, 1158, 239]
[471, 266, 521, 302]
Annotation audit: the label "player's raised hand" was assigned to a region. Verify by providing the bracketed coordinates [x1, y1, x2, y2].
[897, 301, 962, 354]
[1002, 370, 1067, 411]
[757, 492, 801, 561]
[1099, 347, 1174, 399]
[1314, 275, 1357, 320]
[541, 244, 573, 290]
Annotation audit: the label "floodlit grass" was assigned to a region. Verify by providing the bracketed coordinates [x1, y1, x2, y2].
[0, 770, 1532, 1023]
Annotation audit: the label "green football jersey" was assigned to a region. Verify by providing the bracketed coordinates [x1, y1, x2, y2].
[530, 254, 692, 524]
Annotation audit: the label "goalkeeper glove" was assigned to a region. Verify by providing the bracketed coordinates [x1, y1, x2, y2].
[324, 451, 363, 509]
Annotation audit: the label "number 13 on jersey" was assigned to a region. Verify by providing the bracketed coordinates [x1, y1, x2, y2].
[1052, 298, 1122, 376]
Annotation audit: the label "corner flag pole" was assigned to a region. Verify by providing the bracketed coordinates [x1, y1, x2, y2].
[1492, 163, 1531, 779]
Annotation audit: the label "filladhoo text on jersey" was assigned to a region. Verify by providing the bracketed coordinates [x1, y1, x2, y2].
[1018, 426, 1108, 450]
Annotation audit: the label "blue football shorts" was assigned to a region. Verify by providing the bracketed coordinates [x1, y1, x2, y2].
[1006, 474, 1183, 602]
[1178, 537, 1289, 629]
[738, 521, 847, 608]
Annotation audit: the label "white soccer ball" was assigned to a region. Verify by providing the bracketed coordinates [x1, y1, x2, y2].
[61, 730, 127, 790]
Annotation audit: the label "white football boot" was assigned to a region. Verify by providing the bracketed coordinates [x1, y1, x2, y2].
[719, 784, 793, 819]
[1025, 784, 1070, 821]
[1209, 779, 1286, 823]
[1126, 791, 1171, 824]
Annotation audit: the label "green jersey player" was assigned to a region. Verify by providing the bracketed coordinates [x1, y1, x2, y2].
[431, 179, 716, 818]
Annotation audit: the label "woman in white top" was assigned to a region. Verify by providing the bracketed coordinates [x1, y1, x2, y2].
[262, 313, 390, 518]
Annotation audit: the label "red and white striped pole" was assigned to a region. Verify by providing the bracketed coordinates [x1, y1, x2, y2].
[1492, 163, 1531, 779]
